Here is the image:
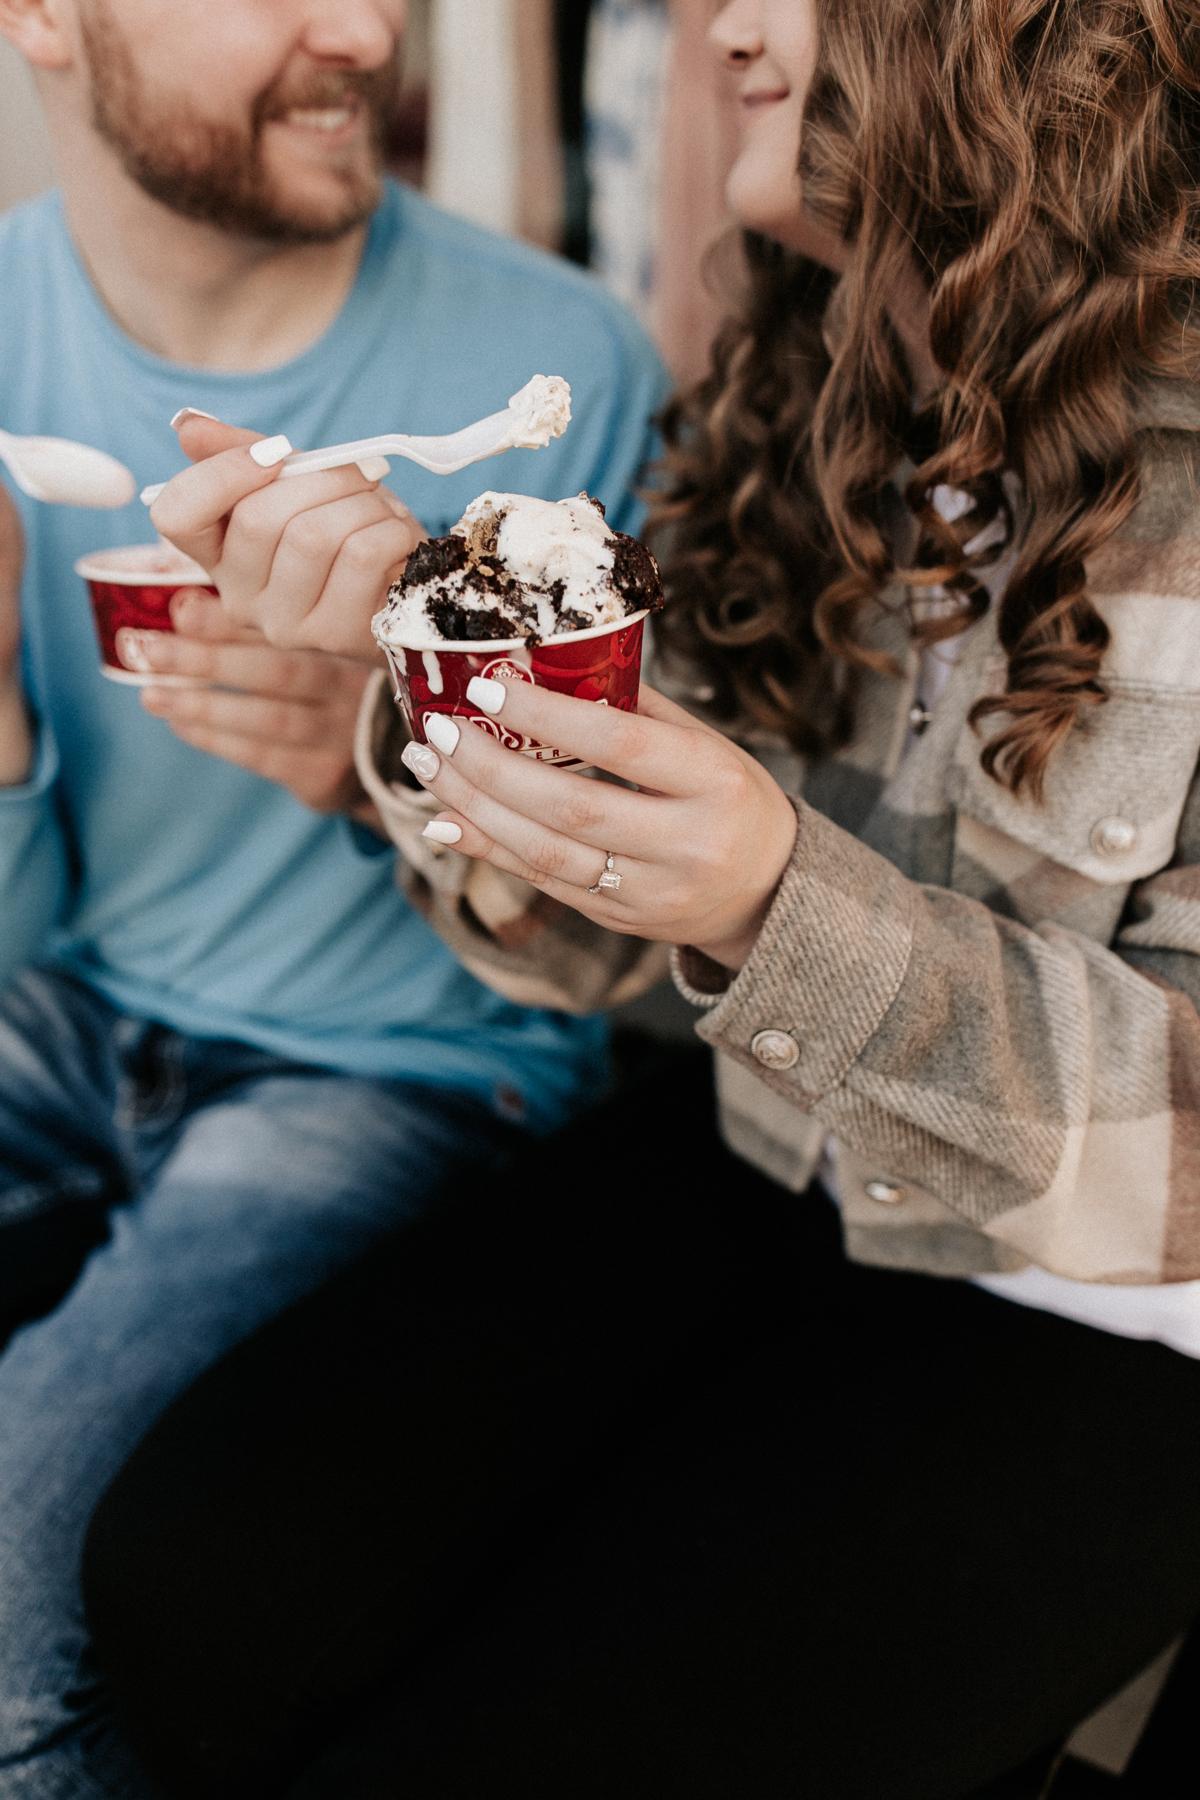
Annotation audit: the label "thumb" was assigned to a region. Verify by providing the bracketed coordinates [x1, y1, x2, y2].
[174, 414, 263, 464]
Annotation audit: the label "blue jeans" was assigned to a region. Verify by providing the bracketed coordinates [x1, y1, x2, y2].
[0, 966, 515, 1800]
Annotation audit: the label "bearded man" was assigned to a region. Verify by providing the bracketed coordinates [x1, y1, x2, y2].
[0, 2, 665, 1791]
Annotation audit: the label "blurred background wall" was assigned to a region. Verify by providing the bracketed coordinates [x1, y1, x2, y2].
[0, 37, 54, 211]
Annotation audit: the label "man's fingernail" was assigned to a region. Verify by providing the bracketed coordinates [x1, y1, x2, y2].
[170, 407, 218, 430]
[401, 742, 441, 783]
[466, 676, 507, 715]
[117, 628, 161, 672]
[424, 713, 460, 756]
[356, 456, 391, 482]
[422, 821, 463, 845]
[249, 434, 293, 468]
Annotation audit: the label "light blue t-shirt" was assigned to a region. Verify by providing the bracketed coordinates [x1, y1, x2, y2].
[0, 182, 668, 1131]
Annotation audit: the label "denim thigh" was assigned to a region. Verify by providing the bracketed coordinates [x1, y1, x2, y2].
[0, 968, 130, 1341]
[0, 991, 513, 1800]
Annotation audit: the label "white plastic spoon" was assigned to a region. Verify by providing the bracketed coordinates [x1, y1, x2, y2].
[139, 374, 572, 506]
[0, 426, 136, 509]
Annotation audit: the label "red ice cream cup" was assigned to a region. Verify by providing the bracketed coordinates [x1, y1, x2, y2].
[74, 544, 218, 686]
[376, 610, 650, 771]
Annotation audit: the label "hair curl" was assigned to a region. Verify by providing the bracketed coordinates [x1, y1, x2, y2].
[653, 0, 1200, 797]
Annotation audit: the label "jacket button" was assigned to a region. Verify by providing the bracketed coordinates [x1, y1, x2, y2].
[864, 1178, 905, 1206]
[1090, 816, 1137, 857]
[750, 1029, 800, 1072]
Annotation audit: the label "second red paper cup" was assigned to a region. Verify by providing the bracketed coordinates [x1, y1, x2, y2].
[75, 544, 218, 686]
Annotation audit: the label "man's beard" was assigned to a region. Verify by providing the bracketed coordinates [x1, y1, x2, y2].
[79, 1, 401, 244]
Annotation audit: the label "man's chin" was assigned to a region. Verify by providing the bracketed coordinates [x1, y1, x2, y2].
[250, 161, 384, 244]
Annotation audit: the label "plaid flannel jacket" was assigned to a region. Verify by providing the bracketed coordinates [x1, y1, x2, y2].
[356, 377, 1200, 1284]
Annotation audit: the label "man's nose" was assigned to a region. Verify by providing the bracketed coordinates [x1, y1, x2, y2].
[300, 1, 405, 70]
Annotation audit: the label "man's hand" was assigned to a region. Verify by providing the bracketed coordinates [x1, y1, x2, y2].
[132, 590, 381, 825]
[149, 415, 423, 659]
[0, 483, 33, 787]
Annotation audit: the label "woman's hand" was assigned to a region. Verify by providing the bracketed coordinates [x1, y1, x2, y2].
[149, 415, 424, 660]
[401, 678, 799, 972]
[127, 589, 377, 821]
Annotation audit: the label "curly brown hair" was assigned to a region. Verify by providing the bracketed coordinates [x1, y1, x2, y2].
[653, 0, 1200, 797]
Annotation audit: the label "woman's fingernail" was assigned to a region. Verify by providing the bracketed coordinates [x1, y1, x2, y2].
[401, 742, 441, 783]
[249, 434, 293, 468]
[422, 821, 463, 845]
[424, 713, 460, 756]
[356, 455, 392, 482]
[169, 407, 218, 430]
[466, 676, 507, 715]
[117, 628, 161, 672]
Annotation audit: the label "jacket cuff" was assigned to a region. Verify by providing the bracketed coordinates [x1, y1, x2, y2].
[669, 944, 730, 1011]
[692, 799, 916, 1102]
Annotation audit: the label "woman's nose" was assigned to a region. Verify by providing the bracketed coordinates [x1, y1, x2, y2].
[709, 0, 764, 68]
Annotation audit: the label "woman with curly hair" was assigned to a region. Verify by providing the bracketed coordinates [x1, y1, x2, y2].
[87, 2, 1200, 1795]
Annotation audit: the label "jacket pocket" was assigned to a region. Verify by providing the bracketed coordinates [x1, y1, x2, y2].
[946, 671, 1200, 936]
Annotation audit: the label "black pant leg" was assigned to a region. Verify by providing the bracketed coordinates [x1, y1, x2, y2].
[84, 1052, 791, 1796]
[290, 1271, 1200, 1800]
[85, 1056, 1200, 1800]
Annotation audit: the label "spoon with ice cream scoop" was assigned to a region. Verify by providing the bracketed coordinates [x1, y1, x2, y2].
[0, 426, 136, 509]
[139, 375, 572, 506]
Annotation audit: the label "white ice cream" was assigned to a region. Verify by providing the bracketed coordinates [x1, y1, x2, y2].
[374, 491, 630, 651]
[505, 376, 572, 450]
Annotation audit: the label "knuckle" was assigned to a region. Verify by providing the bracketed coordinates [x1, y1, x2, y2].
[605, 710, 645, 761]
[226, 493, 275, 549]
[261, 603, 299, 647]
[147, 497, 179, 541]
[339, 529, 384, 575]
[280, 510, 330, 562]
[279, 651, 315, 696]
[706, 749, 749, 804]
[221, 590, 256, 628]
[531, 834, 571, 883]
[553, 786, 604, 839]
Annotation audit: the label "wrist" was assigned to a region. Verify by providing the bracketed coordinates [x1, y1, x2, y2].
[0, 668, 33, 788]
[695, 794, 799, 973]
[693, 909, 770, 976]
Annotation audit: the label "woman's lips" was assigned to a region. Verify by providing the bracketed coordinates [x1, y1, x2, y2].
[741, 88, 791, 110]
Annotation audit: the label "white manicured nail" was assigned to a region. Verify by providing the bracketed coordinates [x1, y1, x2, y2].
[401, 742, 440, 782]
[424, 713, 460, 756]
[117, 628, 153, 672]
[466, 676, 506, 715]
[170, 407, 218, 429]
[249, 434, 293, 467]
[422, 821, 463, 845]
[356, 456, 392, 482]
